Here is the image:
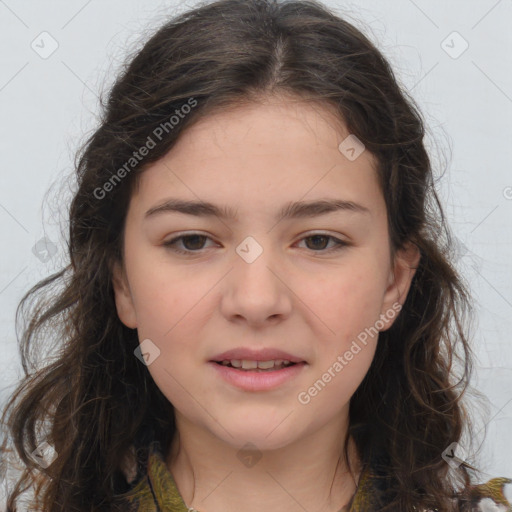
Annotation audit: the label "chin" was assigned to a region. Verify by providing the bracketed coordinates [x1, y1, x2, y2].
[214, 421, 300, 451]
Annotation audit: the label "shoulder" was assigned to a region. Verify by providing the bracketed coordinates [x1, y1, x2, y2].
[415, 477, 512, 511]
[115, 440, 189, 512]
[464, 477, 512, 512]
[424, 476, 512, 511]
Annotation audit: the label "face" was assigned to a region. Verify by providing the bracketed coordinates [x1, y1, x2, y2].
[112, 95, 419, 451]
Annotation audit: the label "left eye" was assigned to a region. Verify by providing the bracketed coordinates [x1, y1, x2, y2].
[162, 233, 349, 255]
[298, 234, 348, 252]
[163, 234, 214, 253]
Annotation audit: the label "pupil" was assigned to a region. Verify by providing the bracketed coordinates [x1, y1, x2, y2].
[307, 235, 328, 250]
[184, 235, 206, 250]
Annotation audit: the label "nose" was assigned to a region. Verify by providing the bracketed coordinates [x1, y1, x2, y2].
[219, 244, 293, 327]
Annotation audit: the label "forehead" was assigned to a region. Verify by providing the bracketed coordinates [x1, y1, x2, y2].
[167, 96, 360, 160]
[132, 97, 383, 217]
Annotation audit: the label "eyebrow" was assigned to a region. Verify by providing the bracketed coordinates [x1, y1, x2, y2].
[144, 198, 371, 222]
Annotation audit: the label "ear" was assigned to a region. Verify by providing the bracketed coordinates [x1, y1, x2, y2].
[379, 241, 421, 331]
[111, 260, 138, 329]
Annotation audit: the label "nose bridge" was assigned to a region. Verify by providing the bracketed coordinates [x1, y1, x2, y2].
[221, 234, 292, 322]
[234, 234, 280, 296]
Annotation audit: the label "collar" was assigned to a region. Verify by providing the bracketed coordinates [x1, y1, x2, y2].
[116, 440, 383, 512]
[114, 437, 512, 512]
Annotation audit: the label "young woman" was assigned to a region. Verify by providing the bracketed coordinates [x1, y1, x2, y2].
[1, 0, 510, 511]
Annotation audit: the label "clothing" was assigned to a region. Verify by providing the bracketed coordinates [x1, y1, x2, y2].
[112, 433, 512, 512]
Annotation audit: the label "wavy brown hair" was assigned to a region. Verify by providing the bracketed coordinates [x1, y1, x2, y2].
[1, 0, 490, 510]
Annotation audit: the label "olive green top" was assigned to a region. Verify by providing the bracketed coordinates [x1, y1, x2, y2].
[113, 438, 512, 512]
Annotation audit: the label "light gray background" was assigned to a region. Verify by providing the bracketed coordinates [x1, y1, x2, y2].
[1, 0, 511, 494]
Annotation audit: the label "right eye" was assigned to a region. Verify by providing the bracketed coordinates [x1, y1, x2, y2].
[162, 233, 217, 254]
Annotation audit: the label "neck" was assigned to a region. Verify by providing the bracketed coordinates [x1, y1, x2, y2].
[166, 412, 362, 512]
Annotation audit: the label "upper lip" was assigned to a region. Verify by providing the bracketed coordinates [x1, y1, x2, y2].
[210, 348, 306, 364]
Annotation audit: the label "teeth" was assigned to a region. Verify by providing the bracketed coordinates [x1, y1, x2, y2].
[256, 360, 275, 369]
[218, 359, 296, 370]
[241, 360, 259, 369]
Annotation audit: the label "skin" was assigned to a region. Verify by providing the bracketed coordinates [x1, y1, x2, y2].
[112, 94, 420, 512]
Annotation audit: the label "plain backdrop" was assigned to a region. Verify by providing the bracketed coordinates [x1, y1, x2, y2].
[0, 0, 511, 495]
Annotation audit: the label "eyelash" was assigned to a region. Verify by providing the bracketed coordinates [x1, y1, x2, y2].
[162, 232, 350, 255]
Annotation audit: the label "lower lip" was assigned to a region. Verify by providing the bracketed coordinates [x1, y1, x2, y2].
[208, 362, 307, 391]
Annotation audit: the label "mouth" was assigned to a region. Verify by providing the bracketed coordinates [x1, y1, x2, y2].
[212, 359, 301, 372]
[208, 359, 307, 391]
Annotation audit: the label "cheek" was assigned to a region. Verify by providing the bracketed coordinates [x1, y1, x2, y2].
[124, 244, 206, 337]
[298, 263, 387, 340]
[294, 269, 382, 411]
